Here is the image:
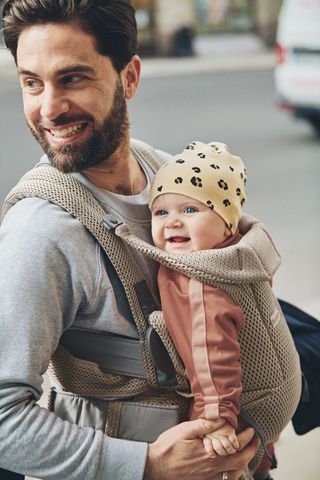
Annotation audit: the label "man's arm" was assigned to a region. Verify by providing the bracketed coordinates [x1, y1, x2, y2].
[0, 198, 148, 479]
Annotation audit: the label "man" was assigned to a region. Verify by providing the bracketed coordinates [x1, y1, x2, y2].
[0, 1, 258, 478]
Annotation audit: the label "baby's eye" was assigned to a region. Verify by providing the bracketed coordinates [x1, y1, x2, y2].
[184, 207, 198, 214]
[154, 209, 168, 216]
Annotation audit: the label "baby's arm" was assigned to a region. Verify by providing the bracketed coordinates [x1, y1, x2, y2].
[203, 421, 239, 458]
[191, 285, 245, 458]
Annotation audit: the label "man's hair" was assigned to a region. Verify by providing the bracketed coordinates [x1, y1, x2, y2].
[1, 0, 138, 72]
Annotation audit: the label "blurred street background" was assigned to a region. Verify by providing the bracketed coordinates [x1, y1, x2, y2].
[1, 0, 320, 479]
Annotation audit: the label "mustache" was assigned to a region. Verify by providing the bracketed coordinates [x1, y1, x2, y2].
[36, 114, 94, 129]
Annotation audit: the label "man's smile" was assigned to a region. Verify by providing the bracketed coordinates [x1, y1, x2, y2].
[41, 121, 90, 145]
[47, 123, 86, 138]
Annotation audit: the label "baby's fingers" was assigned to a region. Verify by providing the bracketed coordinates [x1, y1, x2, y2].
[202, 436, 216, 458]
[210, 437, 229, 456]
[228, 431, 240, 450]
[216, 436, 237, 455]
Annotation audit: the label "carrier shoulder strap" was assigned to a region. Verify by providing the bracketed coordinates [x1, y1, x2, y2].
[130, 138, 167, 172]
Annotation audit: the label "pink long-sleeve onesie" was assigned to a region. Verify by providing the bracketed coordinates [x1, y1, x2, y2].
[157, 235, 245, 428]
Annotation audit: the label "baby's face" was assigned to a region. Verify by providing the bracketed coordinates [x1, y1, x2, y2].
[151, 193, 231, 253]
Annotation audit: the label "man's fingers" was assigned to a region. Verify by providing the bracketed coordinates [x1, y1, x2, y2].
[227, 468, 247, 480]
[232, 434, 260, 468]
[236, 427, 255, 450]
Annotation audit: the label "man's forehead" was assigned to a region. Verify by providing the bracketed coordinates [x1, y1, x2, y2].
[17, 23, 99, 63]
[16, 23, 110, 75]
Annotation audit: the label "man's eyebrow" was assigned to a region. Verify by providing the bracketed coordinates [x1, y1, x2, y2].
[18, 65, 96, 76]
[56, 65, 96, 75]
[18, 68, 37, 76]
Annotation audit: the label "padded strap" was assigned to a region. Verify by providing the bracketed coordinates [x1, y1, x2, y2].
[240, 410, 277, 469]
[60, 329, 146, 378]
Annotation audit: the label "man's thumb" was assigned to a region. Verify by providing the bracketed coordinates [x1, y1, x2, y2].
[182, 418, 225, 439]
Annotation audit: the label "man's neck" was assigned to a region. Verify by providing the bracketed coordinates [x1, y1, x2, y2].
[82, 138, 147, 195]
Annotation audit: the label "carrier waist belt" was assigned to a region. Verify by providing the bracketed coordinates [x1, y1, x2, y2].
[60, 329, 145, 378]
[60, 327, 177, 386]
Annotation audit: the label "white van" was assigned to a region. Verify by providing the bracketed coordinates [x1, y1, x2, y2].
[274, 0, 320, 134]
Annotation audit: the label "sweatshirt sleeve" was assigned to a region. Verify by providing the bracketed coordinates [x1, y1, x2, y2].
[0, 198, 147, 479]
[188, 279, 245, 429]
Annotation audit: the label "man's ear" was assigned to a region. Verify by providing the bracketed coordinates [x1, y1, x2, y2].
[121, 55, 141, 100]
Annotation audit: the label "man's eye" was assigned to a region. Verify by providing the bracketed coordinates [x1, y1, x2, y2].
[24, 79, 41, 90]
[63, 75, 84, 84]
[185, 207, 197, 213]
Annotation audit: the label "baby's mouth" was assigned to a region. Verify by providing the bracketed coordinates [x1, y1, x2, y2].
[167, 237, 190, 243]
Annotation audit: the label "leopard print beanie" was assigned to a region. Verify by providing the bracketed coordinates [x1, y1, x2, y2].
[149, 141, 247, 233]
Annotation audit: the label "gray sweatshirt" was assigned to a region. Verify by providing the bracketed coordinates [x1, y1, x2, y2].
[0, 146, 169, 479]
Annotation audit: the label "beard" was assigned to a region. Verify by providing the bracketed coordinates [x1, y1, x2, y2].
[27, 77, 129, 173]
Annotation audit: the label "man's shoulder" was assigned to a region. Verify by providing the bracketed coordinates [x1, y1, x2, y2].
[2, 196, 92, 246]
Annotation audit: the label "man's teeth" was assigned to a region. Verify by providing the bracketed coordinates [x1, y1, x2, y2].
[50, 124, 84, 138]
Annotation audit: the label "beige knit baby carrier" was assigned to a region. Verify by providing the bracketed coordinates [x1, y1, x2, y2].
[115, 217, 302, 457]
[1, 140, 301, 474]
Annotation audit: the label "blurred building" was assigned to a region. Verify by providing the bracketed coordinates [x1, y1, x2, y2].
[132, 0, 283, 56]
[0, 1, 282, 55]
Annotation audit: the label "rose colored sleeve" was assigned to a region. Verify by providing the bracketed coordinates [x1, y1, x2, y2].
[188, 278, 245, 429]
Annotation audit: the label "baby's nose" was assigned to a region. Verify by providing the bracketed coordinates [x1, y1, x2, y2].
[165, 217, 183, 228]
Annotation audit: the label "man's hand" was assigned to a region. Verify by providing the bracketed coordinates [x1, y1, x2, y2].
[143, 419, 259, 480]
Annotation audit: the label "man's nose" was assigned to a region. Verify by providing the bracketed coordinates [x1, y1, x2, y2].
[40, 86, 70, 121]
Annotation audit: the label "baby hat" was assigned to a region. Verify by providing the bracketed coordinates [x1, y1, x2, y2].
[149, 141, 247, 233]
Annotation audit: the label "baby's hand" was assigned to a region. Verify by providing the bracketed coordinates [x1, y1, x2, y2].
[202, 422, 239, 458]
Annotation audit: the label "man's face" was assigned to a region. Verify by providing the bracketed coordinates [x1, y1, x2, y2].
[17, 23, 129, 173]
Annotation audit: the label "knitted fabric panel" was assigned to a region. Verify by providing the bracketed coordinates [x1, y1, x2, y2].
[116, 215, 281, 284]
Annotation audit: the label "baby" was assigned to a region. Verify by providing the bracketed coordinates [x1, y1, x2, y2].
[149, 141, 247, 458]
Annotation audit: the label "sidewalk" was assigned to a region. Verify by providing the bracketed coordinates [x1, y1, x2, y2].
[0, 33, 275, 79]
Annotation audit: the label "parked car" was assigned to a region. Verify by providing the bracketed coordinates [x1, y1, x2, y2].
[274, 0, 320, 135]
